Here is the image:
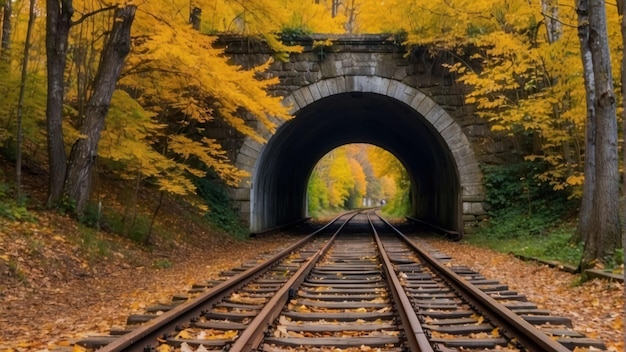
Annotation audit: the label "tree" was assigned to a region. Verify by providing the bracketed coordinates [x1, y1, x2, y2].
[577, 0, 621, 271]
[64, 5, 135, 213]
[572, 0, 596, 245]
[45, 0, 72, 207]
[15, 0, 37, 202]
[1, 0, 11, 60]
[41, 0, 296, 217]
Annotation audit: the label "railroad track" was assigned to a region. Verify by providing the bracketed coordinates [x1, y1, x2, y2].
[75, 211, 607, 352]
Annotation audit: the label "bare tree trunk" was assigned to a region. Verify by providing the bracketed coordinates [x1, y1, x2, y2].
[1, 0, 11, 61]
[580, 0, 621, 273]
[617, 0, 626, 288]
[331, 0, 339, 18]
[572, 0, 596, 246]
[65, 5, 135, 214]
[144, 191, 164, 246]
[542, 0, 561, 43]
[190, 7, 201, 30]
[16, 0, 37, 203]
[45, 0, 73, 207]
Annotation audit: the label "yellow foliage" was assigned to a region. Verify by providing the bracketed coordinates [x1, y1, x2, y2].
[401, 0, 608, 196]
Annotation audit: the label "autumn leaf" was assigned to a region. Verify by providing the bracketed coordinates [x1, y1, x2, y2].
[176, 329, 192, 339]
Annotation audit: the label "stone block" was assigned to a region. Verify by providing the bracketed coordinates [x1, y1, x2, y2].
[429, 110, 450, 130]
[386, 80, 399, 97]
[320, 59, 343, 77]
[317, 80, 331, 97]
[398, 86, 418, 106]
[291, 89, 307, 108]
[327, 76, 346, 95]
[239, 143, 262, 159]
[301, 86, 315, 105]
[293, 75, 309, 86]
[415, 96, 436, 115]
[344, 66, 375, 76]
[236, 153, 257, 169]
[392, 82, 408, 101]
[282, 95, 300, 113]
[463, 215, 477, 222]
[409, 90, 427, 109]
[471, 202, 487, 215]
[308, 82, 322, 101]
[462, 183, 485, 198]
[441, 123, 463, 142]
[376, 78, 391, 95]
[237, 200, 251, 213]
[229, 187, 251, 201]
[294, 61, 310, 72]
[304, 72, 320, 84]
[457, 162, 481, 177]
[393, 66, 408, 81]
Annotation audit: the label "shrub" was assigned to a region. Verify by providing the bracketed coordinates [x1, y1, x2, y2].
[194, 174, 248, 238]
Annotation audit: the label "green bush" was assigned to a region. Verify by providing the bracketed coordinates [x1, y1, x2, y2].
[0, 180, 35, 222]
[469, 161, 581, 266]
[194, 175, 248, 238]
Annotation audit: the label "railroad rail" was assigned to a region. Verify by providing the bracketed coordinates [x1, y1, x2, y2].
[75, 211, 607, 352]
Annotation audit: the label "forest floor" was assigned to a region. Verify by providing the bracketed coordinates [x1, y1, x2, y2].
[0, 162, 623, 351]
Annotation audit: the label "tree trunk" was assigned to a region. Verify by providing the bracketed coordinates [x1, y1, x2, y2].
[45, 0, 73, 207]
[16, 0, 36, 203]
[1, 0, 11, 61]
[542, 0, 561, 43]
[65, 5, 135, 214]
[580, 0, 622, 273]
[618, 0, 626, 284]
[572, 0, 596, 245]
[144, 191, 164, 246]
[190, 7, 201, 30]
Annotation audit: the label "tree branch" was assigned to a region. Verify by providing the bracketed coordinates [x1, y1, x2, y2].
[71, 5, 117, 27]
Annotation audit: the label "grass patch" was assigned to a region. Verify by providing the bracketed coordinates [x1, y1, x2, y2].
[77, 225, 112, 261]
[152, 258, 173, 269]
[467, 221, 583, 267]
[468, 161, 583, 267]
[0, 178, 36, 222]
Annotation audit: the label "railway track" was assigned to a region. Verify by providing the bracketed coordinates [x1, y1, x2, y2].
[75, 211, 607, 352]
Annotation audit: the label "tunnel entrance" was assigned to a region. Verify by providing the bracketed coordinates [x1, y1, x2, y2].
[247, 75, 485, 235]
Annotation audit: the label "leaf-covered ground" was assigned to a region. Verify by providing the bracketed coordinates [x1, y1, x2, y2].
[425, 237, 624, 351]
[1, 224, 623, 351]
[0, 212, 301, 350]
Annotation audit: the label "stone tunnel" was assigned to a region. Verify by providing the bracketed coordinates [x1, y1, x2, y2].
[212, 35, 493, 236]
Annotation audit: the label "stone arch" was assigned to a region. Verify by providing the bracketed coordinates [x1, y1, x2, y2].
[232, 75, 485, 234]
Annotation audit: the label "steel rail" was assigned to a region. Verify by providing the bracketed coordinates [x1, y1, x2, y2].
[376, 214, 571, 352]
[367, 212, 434, 352]
[226, 212, 360, 351]
[97, 212, 354, 352]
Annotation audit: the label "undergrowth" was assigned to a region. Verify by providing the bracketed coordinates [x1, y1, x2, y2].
[467, 161, 583, 267]
[0, 175, 35, 222]
[194, 173, 248, 239]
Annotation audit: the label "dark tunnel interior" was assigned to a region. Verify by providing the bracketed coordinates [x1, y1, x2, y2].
[250, 92, 461, 233]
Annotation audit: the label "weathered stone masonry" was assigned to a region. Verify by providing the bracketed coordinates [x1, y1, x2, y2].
[211, 34, 498, 234]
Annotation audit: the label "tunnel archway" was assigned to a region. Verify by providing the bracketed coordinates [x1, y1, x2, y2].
[238, 76, 484, 234]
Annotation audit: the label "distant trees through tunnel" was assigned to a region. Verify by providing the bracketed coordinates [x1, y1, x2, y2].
[306, 144, 410, 218]
[307, 144, 410, 217]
